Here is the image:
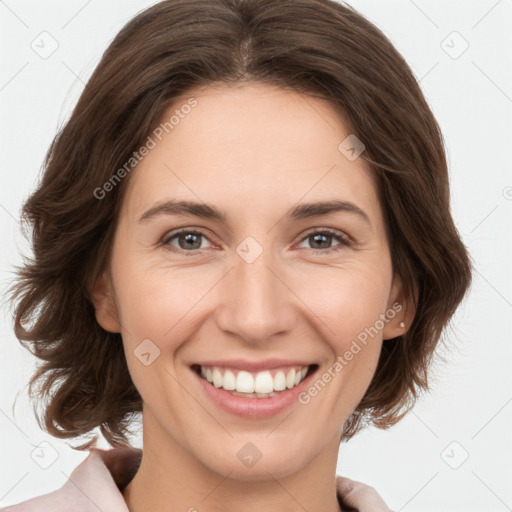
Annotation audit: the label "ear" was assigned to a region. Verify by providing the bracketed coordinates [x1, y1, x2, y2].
[89, 270, 121, 333]
[382, 273, 418, 340]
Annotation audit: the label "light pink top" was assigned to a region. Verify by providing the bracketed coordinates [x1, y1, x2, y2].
[1, 447, 392, 511]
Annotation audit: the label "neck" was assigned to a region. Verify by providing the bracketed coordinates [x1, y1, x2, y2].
[122, 410, 342, 512]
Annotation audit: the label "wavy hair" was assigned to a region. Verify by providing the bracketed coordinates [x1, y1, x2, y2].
[9, 0, 472, 449]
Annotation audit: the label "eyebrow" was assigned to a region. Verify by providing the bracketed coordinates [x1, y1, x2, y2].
[138, 199, 371, 226]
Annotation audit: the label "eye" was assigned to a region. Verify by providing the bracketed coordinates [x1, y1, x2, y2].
[162, 229, 212, 253]
[297, 228, 352, 253]
[161, 227, 352, 255]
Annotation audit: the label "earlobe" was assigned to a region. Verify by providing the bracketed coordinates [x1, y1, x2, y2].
[89, 271, 121, 333]
[382, 275, 418, 340]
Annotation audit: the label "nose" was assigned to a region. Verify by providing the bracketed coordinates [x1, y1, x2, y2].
[215, 241, 297, 346]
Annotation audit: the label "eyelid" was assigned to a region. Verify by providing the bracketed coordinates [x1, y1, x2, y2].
[161, 226, 353, 254]
[299, 227, 352, 245]
[161, 228, 216, 250]
[295, 227, 353, 253]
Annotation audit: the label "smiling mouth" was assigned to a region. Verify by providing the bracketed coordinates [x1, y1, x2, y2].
[191, 363, 319, 398]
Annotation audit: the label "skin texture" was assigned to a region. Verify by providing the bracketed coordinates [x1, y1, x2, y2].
[91, 82, 414, 512]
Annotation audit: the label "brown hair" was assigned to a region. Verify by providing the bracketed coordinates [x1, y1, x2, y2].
[9, 0, 472, 449]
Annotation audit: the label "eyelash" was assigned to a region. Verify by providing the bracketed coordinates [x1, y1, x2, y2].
[161, 227, 352, 255]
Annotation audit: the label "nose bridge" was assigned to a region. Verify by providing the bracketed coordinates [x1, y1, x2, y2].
[216, 237, 295, 344]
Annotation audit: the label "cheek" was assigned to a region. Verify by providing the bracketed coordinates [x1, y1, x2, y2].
[115, 250, 391, 348]
[115, 267, 204, 345]
[113, 266, 202, 411]
[295, 263, 391, 343]
[294, 265, 390, 402]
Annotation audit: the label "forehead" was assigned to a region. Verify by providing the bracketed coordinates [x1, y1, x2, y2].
[122, 82, 382, 226]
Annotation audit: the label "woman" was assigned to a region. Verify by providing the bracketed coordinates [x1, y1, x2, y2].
[5, 0, 471, 511]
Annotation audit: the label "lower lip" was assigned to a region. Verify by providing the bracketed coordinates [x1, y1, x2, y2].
[192, 367, 316, 419]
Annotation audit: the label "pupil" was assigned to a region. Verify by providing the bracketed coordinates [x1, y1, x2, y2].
[180, 233, 201, 250]
[177, 233, 332, 251]
[312, 234, 330, 249]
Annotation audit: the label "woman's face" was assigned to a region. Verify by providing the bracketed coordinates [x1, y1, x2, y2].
[93, 82, 406, 479]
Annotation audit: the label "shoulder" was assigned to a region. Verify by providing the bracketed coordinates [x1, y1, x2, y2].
[1, 447, 141, 512]
[2, 452, 387, 512]
[336, 475, 394, 512]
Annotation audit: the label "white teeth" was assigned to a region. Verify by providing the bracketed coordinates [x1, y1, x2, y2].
[222, 369, 236, 390]
[236, 371, 254, 393]
[286, 368, 296, 389]
[212, 368, 223, 388]
[254, 371, 274, 393]
[274, 371, 287, 391]
[199, 364, 311, 395]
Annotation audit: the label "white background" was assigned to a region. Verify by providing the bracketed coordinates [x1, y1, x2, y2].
[0, 1, 511, 510]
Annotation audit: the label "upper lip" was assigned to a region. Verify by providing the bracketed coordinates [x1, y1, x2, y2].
[192, 359, 316, 372]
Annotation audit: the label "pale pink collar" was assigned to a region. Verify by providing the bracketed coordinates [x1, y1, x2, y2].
[2, 447, 391, 512]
